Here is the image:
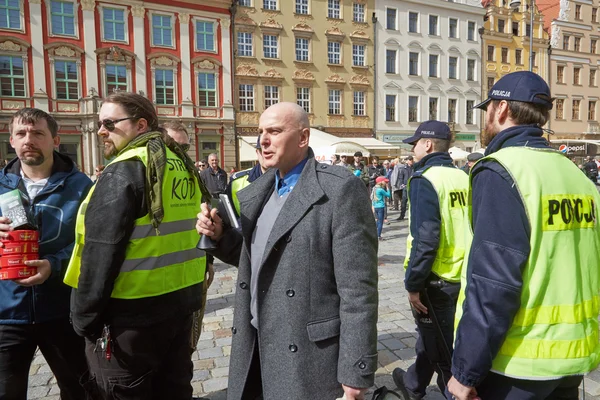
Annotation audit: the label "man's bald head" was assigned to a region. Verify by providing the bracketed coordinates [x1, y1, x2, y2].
[262, 102, 310, 130]
[259, 102, 311, 177]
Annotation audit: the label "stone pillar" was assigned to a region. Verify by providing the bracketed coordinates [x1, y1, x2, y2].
[28, 0, 48, 110]
[220, 18, 234, 121]
[132, 5, 147, 95]
[81, 0, 98, 96]
[179, 13, 194, 117]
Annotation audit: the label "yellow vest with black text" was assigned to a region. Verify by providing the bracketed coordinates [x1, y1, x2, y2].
[403, 165, 470, 283]
[64, 146, 205, 299]
[455, 147, 600, 379]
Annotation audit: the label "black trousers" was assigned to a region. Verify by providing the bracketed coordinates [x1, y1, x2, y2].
[470, 372, 582, 400]
[0, 319, 87, 400]
[242, 332, 264, 400]
[400, 188, 409, 219]
[393, 190, 403, 210]
[404, 281, 459, 398]
[82, 314, 194, 400]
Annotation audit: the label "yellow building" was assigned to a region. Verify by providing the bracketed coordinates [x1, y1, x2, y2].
[481, 0, 550, 94]
[232, 0, 374, 163]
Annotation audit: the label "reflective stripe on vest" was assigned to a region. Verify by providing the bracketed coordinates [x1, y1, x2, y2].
[403, 165, 470, 283]
[231, 173, 251, 215]
[455, 146, 600, 379]
[64, 146, 206, 299]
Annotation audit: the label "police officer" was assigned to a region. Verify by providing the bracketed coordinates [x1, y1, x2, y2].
[65, 92, 208, 399]
[228, 136, 267, 217]
[392, 121, 469, 399]
[448, 71, 600, 400]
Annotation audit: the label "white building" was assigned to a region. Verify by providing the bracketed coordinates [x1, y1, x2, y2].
[374, 0, 486, 152]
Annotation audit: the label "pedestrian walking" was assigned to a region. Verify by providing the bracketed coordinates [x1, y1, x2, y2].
[392, 121, 469, 399]
[448, 71, 600, 400]
[196, 102, 378, 400]
[65, 92, 210, 400]
[0, 108, 92, 399]
[397, 156, 414, 220]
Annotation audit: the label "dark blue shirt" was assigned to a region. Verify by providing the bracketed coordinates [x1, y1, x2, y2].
[275, 157, 308, 197]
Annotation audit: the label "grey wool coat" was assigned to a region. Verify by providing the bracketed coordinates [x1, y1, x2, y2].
[210, 152, 379, 400]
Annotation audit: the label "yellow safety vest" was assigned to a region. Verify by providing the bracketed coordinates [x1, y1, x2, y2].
[456, 146, 600, 379]
[404, 165, 470, 282]
[64, 146, 205, 299]
[230, 170, 252, 215]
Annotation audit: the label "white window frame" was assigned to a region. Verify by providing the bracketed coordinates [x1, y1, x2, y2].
[428, 14, 439, 36]
[263, 0, 277, 11]
[467, 20, 476, 41]
[0, 51, 29, 98]
[0, 0, 25, 33]
[353, 90, 365, 116]
[295, 0, 309, 15]
[386, 49, 397, 74]
[352, 44, 365, 67]
[47, 0, 80, 39]
[448, 18, 458, 39]
[327, 0, 341, 19]
[429, 54, 439, 78]
[448, 98, 457, 123]
[197, 69, 219, 108]
[237, 31, 254, 57]
[152, 67, 177, 106]
[429, 97, 438, 120]
[353, 3, 365, 23]
[297, 86, 311, 113]
[52, 58, 81, 101]
[102, 63, 131, 96]
[409, 52, 420, 76]
[100, 5, 129, 44]
[295, 37, 310, 62]
[408, 11, 419, 33]
[264, 85, 280, 109]
[448, 56, 458, 79]
[467, 59, 476, 81]
[328, 41, 341, 65]
[239, 0, 252, 6]
[239, 83, 255, 112]
[466, 100, 475, 124]
[263, 34, 279, 59]
[194, 17, 217, 53]
[328, 89, 342, 115]
[150, 12, 175, 49]
[386, 7, 397, 30]
[408, 95, 419, 122]
[385, 94, 397, 122]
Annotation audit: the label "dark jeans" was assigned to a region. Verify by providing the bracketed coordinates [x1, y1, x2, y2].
[393, 190, 403, 210]
[82, 314, 194, 400]
[404, 280, 459, 398]
[400, 188, 409, 219]
[0, 319, 87, 400]
[453, 372, 582, 400]
[374, 207, 385, 238]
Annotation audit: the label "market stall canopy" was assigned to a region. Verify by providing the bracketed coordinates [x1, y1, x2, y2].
[348, 137, 399, 152]
[329, 141, 371, 157]
[449, 146, 470, 161]
[239, 137, 259, 162]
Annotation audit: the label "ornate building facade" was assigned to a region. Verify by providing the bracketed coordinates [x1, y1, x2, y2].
[375, 0, 486, 152]
[233, 0, 375, 141]
[547, 0, 600, 139]
[0, 0, 234, 174]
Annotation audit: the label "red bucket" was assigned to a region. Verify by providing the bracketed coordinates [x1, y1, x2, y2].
[0, 266, 37, 280]
[0, 253, 38, 268]
[0, 241, 39, 255]
[1, 230, 39, 242]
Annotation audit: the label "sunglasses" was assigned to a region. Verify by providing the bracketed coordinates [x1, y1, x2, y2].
[198, 164, 206, 168]
[97, 117, 135, 131]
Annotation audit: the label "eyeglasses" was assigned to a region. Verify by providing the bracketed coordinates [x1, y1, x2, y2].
[97, 117, 135, 131]
[198, 164, 206, 168]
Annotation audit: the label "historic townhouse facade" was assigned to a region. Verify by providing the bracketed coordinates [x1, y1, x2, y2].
[233, 0, 375, 140]
[481, 0, 550, 107]
[0, 0, 234, 174]
[548, 0, 600, 139]
[375, 0, 486, 152]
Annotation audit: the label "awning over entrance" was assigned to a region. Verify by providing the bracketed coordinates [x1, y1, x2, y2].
[239, 137, 258, 162]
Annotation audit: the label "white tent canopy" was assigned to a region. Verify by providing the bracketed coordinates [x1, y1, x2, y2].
[449, 146, 470, 161]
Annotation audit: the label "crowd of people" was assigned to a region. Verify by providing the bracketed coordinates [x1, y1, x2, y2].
[0, 71, 598, 400]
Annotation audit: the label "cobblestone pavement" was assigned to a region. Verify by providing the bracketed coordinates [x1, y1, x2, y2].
[28, 209, 600, 399]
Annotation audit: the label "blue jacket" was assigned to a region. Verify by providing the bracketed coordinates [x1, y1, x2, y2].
[0, 152, 92, 324]
[372, 186, 391, 208]
[404, 152, 456, 292]
[452, 125, 551, 387]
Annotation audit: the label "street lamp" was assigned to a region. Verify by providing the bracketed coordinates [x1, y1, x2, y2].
[509, 0, 535, 72]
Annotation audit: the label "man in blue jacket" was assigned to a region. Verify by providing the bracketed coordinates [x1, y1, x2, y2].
[0, 108, 92, 399]
[392, 121, 469, 399]
[448, 72, 600, 399]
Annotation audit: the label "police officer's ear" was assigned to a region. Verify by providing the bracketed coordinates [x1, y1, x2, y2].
[495, 100, 511, 124]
